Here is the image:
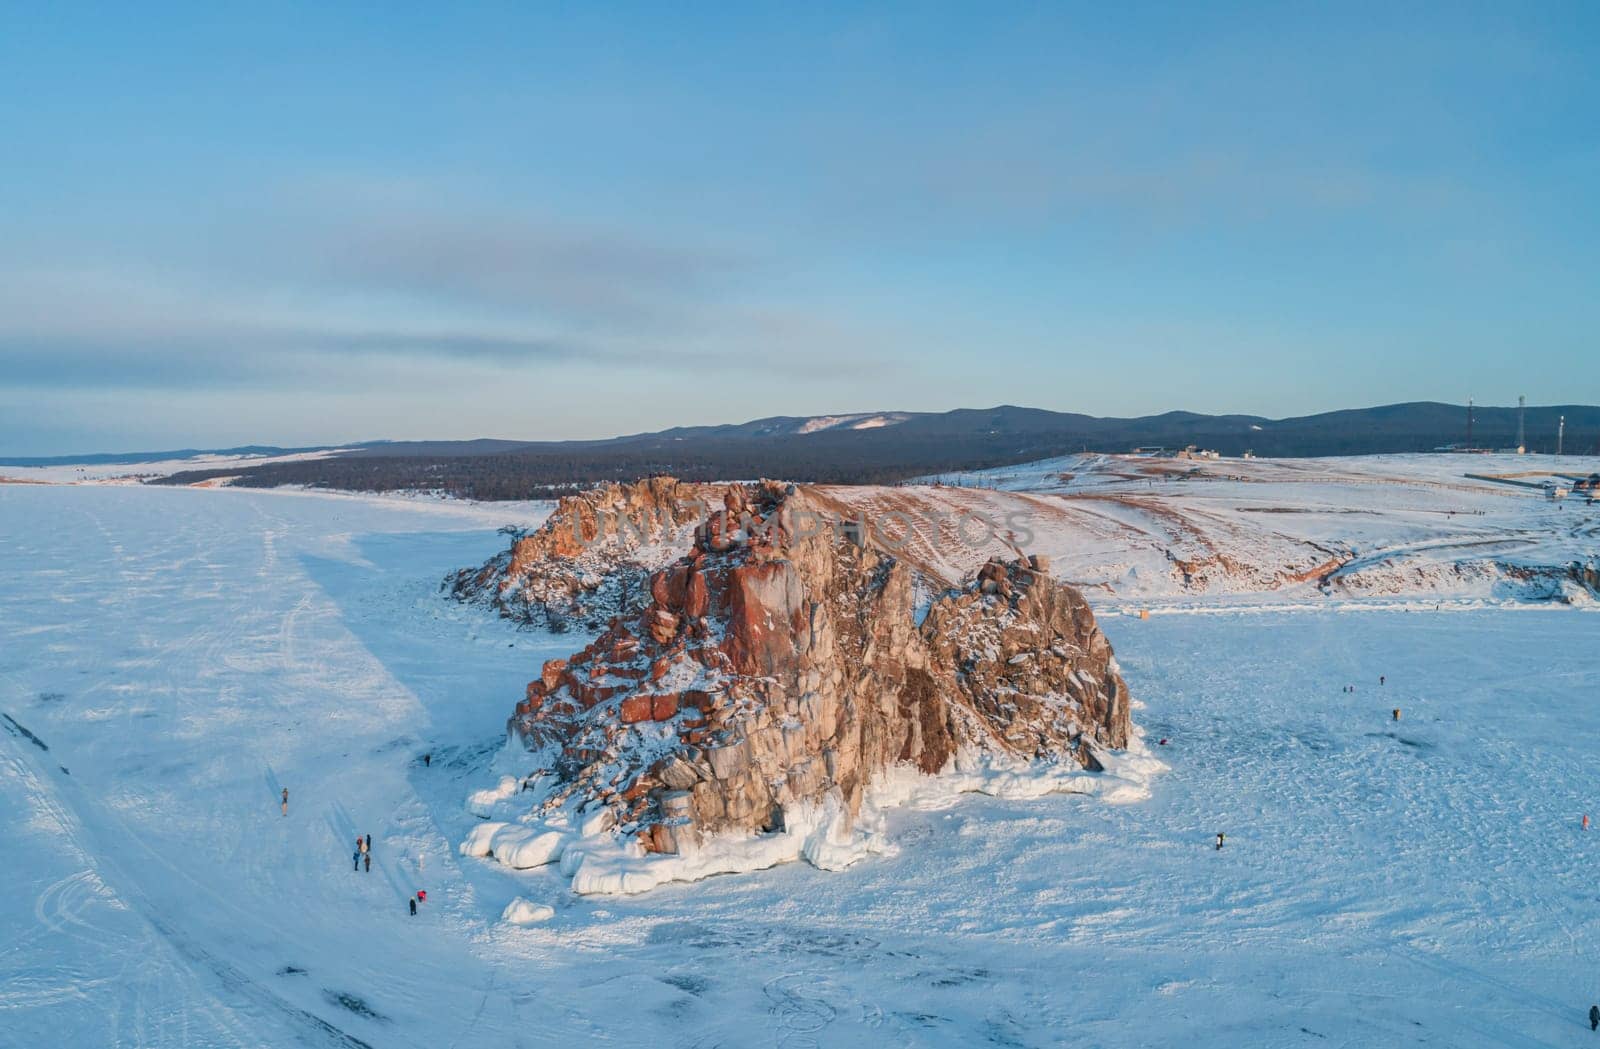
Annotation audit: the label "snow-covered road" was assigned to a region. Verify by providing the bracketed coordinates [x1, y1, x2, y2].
[2, 484, 1596, 1047]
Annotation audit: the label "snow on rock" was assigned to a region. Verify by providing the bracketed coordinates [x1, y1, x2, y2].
[491, 738, 1164, 895]
[466, 775, 519, 816]
[500, 897, 555, 925]
[446, 477, 719, 631]
[578, 805, 614, 837]
[488, 825, 566, 869]
[459, 821, 506, 858]
[563, 794, 891, 895]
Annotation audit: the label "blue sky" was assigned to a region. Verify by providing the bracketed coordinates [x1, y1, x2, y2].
[1, 3, 1596, 454]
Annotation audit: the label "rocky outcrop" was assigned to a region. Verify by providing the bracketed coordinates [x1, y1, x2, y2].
[447, 477, 715, 631]
[1571, 559, 1600, 598]
[505, 481, 1133, 856]
[921, 556, 1129, 769]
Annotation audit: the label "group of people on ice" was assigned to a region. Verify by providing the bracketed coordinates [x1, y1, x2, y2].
[350, 831, 425, 914]
[278, 755, 435, 918]
[1341, 674, 1386, 695]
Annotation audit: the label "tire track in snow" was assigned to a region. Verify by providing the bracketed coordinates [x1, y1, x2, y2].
[1, 733, 376, 1048]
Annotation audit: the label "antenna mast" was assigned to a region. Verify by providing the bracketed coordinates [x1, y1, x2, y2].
[1466, 397, 1474, 450]
[1558, 415, 1565, 456]
[1517, 395, 1525, 453]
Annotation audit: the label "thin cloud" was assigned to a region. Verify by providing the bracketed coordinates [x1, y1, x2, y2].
[0, 187, 891, 393]
[0, 293, 889, 391]
[0, 328, 591, 391]
[254, 187, 761, 335]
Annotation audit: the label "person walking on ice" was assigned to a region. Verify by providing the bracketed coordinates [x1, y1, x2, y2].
[1588, 1004, 1598, 1031]
[353, 849, 361, 872]
[1215, 832, 1225, 850]
[409, 896, 417, 916]
[281, 787, 288, 816]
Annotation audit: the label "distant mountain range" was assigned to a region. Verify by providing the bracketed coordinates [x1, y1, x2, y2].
[93, 400, 1600, 499]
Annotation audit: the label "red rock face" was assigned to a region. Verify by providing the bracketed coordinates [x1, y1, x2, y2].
[540, 659, 566, 691]
[507, 482, 1135, 854]
[723, 560, 806, 677]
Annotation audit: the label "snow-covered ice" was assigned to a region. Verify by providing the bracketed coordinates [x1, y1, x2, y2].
[2, 479, 1597, 1046]
[0, 447, 354, 485]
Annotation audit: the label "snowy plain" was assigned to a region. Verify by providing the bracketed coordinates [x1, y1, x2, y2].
[1, 475, 1598, 1047]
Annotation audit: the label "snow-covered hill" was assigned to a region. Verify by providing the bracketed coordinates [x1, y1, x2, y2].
[899, 451, 1600, 605]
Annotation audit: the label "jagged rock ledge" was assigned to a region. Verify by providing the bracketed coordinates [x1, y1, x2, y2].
[446, 476, 714, 632]
[461, 480, 1162, 895]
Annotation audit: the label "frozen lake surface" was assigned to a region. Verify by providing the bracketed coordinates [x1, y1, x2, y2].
[1, 484, 1596, 1047]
